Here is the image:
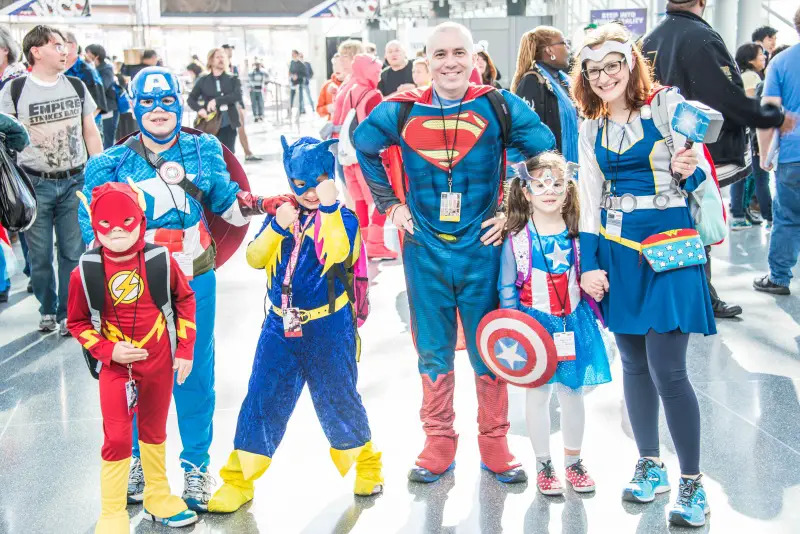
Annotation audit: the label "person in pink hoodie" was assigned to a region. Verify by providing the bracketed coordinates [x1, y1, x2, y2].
[340, 53, 397, 260]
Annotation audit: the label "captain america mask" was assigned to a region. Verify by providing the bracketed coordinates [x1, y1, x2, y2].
[131, 67, 183, 144]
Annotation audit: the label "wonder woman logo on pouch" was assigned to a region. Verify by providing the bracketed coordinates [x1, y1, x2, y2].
[401, 111, 489, 171]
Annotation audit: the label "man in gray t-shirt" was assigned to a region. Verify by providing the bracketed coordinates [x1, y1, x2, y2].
[0, 74, 97, 172]
[1, 25, 102, 335]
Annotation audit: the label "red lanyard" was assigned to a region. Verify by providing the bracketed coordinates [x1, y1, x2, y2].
[281, 212, 315, 309]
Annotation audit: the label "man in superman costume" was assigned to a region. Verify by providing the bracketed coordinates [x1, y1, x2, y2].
[354, 22, 555, 483]
[78, 66, 280, 511]
[207, 136, 382, 513]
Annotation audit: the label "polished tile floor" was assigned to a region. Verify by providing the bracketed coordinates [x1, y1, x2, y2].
[1, 120, 799, 533]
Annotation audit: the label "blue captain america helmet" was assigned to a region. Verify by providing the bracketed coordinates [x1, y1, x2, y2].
[131, 66, 183, 145]
[280, 135, 338, 195]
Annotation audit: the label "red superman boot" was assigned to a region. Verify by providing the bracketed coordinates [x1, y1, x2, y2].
[475, 374, 527, 483]
[408, 372, 457, 483]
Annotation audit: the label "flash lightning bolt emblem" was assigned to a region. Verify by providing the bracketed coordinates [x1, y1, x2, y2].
[108, 269, 143, 305]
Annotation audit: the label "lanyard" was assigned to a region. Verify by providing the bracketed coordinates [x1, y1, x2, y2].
[281, 212, 315, 309]
[103, 252, 142, 374]
[436, 91, 466, 192]
[604, 109, 633, 196]
[531, 220, 570, 331]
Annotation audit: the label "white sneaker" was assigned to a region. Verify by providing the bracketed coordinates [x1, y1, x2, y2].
[58, 319, 71, 337]
[38, 314, 56, 332]
[181, 459, 214, 512]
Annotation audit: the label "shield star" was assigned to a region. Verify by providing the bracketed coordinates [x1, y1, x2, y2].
[496, 340, 526, 368]
[545, 242, 571, 270]
[133, 173, 197, 219]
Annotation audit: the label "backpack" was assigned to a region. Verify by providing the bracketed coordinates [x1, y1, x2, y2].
[78, 243, 177, 379]
[509, 231, 604, 325]
[337, 91, 369, 166]
[646, 87, 727, 245]
[10, 75, 85, 118]
[313, 211, 370, 329]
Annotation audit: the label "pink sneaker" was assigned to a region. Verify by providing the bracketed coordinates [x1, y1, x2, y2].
[565, 459, 596, 493]
[536, 460, 564, 496]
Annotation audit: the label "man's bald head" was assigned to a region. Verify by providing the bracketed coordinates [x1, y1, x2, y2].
[426, 22, 474, 60]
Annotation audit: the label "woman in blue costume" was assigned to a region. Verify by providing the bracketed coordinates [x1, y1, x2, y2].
[498, 152, 610, 497]
[574, 24, 715, 528]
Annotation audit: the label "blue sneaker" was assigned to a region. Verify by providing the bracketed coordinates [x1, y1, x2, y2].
[622, 458, 670, 503]
[480, 462, 528, 483]
[730, 217, 752, 231]
[143, 508, 198, 528]
[669, 475, 710, 527]
[408, 462, 455, 483]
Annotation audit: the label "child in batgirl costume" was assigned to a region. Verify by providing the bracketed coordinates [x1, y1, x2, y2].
[67, 182, 198, 532]
[208, 136, 383, 513]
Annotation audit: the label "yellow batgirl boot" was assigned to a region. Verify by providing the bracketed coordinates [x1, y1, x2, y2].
[354, 441, 384, 496]
[208, 450, 271, 513]
[95, 457, 131, 534]
[331, 441, 384, 496]
[139, 441, 198, 528]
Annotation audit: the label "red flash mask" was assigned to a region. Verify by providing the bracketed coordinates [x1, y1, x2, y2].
[89, 182, 148, 255]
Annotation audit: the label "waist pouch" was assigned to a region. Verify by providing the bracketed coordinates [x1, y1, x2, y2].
[641, 229, 707, 273]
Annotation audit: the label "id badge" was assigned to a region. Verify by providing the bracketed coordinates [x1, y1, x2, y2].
[606, 210, 623, 238]
[220, 104, 229, 112]
[439, 192, 462, 222]
[173, 252, 194, 279]
[554, 331, 576, 361]
[125, 379, 139, 414]
[283, 308, 303, 338]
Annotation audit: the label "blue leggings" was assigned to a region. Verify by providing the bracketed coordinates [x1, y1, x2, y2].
[615, 330, 701, 475]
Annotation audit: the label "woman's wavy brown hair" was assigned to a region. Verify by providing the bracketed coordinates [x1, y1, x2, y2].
[477, 51, 498, 86]
[506, 152, 580, 239]
[570, 24, 654, 120]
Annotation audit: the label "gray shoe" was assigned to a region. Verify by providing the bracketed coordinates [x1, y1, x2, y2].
[38, 314, 56, 332]
[182, 459, 214, 512]
[58, 319, 71, 337]
[127, 456, 144, 504]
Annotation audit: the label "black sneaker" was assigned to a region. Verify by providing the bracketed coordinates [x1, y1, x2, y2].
[0, 289, 7, 303]
[753, 275, 790, 295]
[26, 281, 32, 293]
[712, 299, 742, 318]
[744, 208, 763, 225]
[245, 154, 263, 161]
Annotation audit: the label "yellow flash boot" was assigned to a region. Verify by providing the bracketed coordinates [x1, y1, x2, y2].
[139, 441, 198, 527]
[95, 457, 131, 534]
[330, 441, 384, 496]
[208, 450, 271, 513]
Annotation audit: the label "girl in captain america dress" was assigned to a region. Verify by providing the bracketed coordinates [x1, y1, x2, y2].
[498, 152, 610, 497]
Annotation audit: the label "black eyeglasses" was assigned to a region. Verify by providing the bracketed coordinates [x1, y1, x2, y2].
[582, 58, 626, 81]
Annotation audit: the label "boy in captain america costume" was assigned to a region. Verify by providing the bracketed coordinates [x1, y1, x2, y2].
[207, 136, 382, 513]
[79, 66, 279, 511]
[354, 22, 555, 483]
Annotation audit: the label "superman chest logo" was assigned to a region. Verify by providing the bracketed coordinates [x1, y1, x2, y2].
[401, 111, 489, 171]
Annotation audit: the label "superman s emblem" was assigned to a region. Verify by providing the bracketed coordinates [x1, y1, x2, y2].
[402, 111, 489, 171]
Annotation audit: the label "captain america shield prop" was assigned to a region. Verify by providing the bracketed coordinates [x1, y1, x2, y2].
[476, 309, 558, 388]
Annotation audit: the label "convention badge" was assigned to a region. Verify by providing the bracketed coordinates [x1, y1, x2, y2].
[125, 379, 139, 414]
[172, 251, 194, 279]
[283, 308, 303, 338]
[554, 331, 576, 362]
[439, 192, 462, 222]
[220, 104, 229, 112]
[606, 210, 623, 238]
[159, 161, 186, 185]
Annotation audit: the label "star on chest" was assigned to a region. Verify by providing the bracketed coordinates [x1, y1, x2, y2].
[544, 242, 571, 270]
[133, 172, 199, 219]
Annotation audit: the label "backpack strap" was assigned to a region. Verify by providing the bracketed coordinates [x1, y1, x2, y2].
[65, 75, 86, 108]
[510, 228, 532, 288]
[9, 76, 26, 118]
[78, 248, 105, 378]
[397, 101, 414, 137]
[123, 135, 205, 205]
[486, 89, 512, 147]
[143, 243, 177, 357]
